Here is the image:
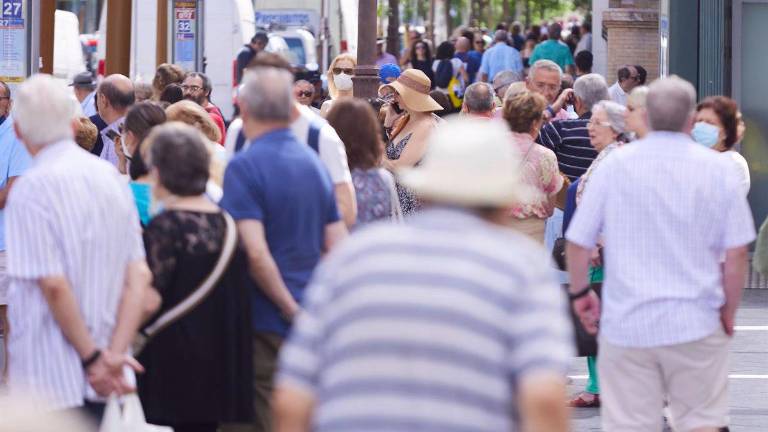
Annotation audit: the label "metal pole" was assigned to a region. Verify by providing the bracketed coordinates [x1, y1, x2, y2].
[320, 0, 329, 73]
[105, 0, 132, 75]
[38, 0, 55, 74]
[353, 0, 379, 99]
[156, 0, 168, 66]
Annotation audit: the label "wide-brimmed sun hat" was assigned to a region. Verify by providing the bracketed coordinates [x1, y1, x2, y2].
[382, 68, 443, 112]
[398, 116, 533, 207]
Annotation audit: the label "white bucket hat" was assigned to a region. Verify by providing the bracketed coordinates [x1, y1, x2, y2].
[398, 116, 533, 207]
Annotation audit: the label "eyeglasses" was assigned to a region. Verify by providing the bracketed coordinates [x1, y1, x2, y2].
[181, 85, 202, 92]
[296, 90, 313, 98]
[332, 67, 354, 75]
[587, 120, 613, 128]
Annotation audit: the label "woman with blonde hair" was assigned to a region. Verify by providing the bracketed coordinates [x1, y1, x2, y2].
[320, 53, 356, 117]
[164, 101, 226, 198]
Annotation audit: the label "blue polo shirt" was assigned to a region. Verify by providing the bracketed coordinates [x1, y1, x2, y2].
[479, 42, 523, 81]
[220, 128, 340, 336]
[0, 115, 31, 251]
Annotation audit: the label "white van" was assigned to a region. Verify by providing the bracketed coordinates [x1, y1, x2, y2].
[54, 10, 87, 82]
[205, 0, 255, 120]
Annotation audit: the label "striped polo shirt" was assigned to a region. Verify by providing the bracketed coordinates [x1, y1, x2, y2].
[538, 113, 598, 181]
[5, 140, 145, 409]
[278, 207, 573, 432]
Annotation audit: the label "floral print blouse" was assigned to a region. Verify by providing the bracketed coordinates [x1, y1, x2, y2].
[508, 132, 564, 219]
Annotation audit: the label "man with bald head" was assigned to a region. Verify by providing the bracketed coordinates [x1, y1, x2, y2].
[93, 74, 135, 166]
[454, 36, 482, 84]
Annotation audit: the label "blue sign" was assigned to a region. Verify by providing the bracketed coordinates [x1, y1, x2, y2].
[2, 0, 22, 18]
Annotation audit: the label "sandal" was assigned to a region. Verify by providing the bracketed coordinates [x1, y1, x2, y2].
[567, 393, 600, 408]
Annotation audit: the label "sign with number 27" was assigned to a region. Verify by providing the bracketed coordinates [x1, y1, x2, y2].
[2, 0, 22, 19]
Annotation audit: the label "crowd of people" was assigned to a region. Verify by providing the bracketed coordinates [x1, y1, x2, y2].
[0, 17, 759, 432]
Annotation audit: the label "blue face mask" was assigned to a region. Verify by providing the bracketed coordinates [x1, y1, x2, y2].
[691, 121, 721, 148]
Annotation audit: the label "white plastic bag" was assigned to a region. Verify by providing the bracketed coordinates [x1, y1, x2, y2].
[99, 394, 173, 432]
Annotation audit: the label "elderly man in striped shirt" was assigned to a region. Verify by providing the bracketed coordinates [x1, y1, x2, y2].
[274, 118, 573, 432]
[567, 76, 755, 432]
[4, 75, 152, 422]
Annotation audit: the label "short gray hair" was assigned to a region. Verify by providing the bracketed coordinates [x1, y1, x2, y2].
[492, 70, 522, 92]
[627, 85, 649, 109]
[239, 67, 293, 122]
[593, 100, 627, 134]
[529, 59, 562, 81]
[646, 76, 696, 132]
[573, 73, 609, 111]
[463, 82, 495, 113]
[13, 74, 78, 148]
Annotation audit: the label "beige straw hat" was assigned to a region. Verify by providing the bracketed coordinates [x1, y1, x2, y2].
[382, 69, 443, 112]
[398, 116, 533, 207]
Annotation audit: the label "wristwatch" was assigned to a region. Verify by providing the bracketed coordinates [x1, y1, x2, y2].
[81, 349, 102, 370]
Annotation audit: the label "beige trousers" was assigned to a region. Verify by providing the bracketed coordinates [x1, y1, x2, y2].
[599, 328, 730, 432]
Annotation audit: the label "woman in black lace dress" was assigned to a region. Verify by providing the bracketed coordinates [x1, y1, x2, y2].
[137, 123, 252, 432]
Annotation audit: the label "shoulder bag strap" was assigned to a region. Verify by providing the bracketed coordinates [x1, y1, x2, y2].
[133, 212, 238, 356]
[308, 119, 323, 153]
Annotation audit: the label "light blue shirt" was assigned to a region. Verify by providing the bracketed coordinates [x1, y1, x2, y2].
[80, 91, 97, 118]
[479, 42, 523, 81]
[566, 132, 756, 348]
[0, 116, 31, 251]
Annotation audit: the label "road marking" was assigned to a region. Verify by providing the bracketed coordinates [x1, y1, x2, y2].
[734, 325, 768, 331]
[568, 375, 768, 380]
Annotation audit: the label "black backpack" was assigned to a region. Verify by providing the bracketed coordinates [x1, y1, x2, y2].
[434, 59, 453, 88]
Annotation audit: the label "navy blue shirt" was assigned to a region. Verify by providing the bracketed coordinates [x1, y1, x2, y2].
[538, 112, 597, 182]
[455, 50, 483, 83]
[220, 128, 340, 336]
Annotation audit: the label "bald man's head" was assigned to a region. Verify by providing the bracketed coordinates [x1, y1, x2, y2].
[455, 37, 471, 52]
[99, 74, 135, 112]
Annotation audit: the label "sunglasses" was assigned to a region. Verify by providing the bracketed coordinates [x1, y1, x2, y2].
[332, 67, 354, 75]
[296, 90, 313, 97]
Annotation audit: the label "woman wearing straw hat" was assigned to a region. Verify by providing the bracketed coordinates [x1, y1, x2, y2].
[381, 68, 443, 215]
[320, 53, 357, 117]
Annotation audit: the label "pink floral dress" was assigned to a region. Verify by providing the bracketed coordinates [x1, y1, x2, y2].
[508, 132, 563, 219]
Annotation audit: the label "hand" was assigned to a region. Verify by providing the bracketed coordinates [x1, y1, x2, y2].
[86, 350, 144, 396]
[572, 290, 601, 335]
[281, 303, 302, 322]
[720, 304, 737, 336]
[0, 304, 7, 338]
[589, 247, 602, 267]
[553, 88, 574, 112]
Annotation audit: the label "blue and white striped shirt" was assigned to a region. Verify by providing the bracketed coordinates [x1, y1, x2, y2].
[278, 207, 573, 432]
[5, 140, 145, 409]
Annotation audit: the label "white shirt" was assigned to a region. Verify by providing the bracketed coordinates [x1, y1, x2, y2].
[575, 33, 592, 54]
[608, 82, 627, 106]
[225, 106, 353, 185]
[5, 140, 144, 409]
[80, 91, 97, 118]
[726, 150, 750, 196]
[99, 116, 124, 167]
[566, 132, 755, 348]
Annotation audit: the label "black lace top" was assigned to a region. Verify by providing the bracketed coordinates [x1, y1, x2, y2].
[137, 210, 253, 424]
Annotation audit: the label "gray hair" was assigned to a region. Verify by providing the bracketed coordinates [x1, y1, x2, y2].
[492, 70, 523, 92]
[463, 82, 495, 113]
[529, 59, 562, 81]
[646, 76, 696, 132]
[494, 30, 509, 43]
[627, 85, 649, 109]
[573, 73, 609, 111]
[148, 122, 210, 196]
[12, 74, 78, 148]
[593, 100, 627, 134]
[239, 66, 293, 122]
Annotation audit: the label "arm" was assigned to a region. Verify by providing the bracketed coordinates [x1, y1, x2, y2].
[108, 260, 153, 353]
[238, 219, 300, 318]
[518, 372, 569, 432]
[273, 385, 315, 432]
[334, 182, 357, 228]
[324, 220, 348, 253]
[565, 241, 601, 335]
[0, 176, 19, 209]
[39, 276, 98, 360]
[721, 245, 749, 336]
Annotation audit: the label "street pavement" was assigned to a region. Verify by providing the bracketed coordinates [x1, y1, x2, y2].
[567, 289, 768, 431]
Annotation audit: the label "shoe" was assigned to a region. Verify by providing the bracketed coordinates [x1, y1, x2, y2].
[567, 393, 600, 408]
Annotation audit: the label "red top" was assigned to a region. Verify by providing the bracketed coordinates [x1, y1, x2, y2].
[204, 103, 226, 145]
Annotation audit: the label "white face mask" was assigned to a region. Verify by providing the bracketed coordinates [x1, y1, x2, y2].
[333, 73, 354, 92]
